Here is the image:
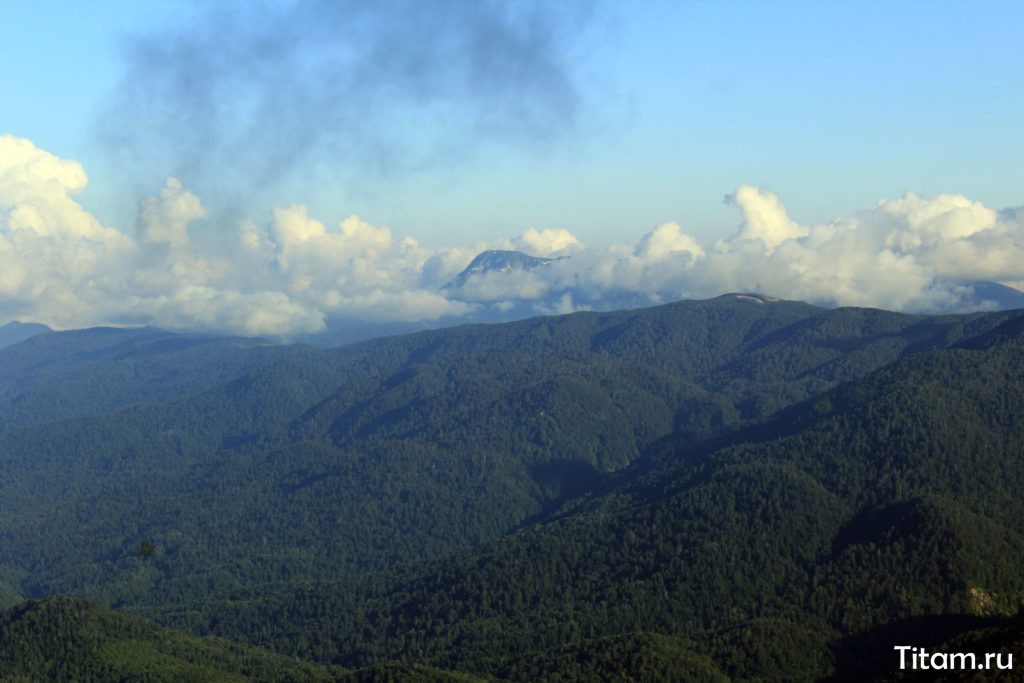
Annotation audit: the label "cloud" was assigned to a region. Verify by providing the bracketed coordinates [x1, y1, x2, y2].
[452, 268, 551, 302]
[2, 136, 1024, 340]
[318, 288, 472, 322]
[723, 185, 807, 253]
[0, 134, 129, 245]
[0, 135, 135, 327]
[138, 178, 205, 248]
[635, 222, 704, 259]
[448, 183, 1024, 316]
[95, 0, 592, 206]
[513, 227, 582, 256]
[117, 286, 325, 338]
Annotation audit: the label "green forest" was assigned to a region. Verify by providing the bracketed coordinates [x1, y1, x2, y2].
[2, 294, 1024, 680]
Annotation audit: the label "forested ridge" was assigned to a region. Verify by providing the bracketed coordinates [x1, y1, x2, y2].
[2, 295, 1023, 679]
[0, 596, 485, 681]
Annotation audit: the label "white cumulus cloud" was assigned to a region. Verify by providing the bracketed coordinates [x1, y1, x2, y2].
[1, 136, 1023, 340]
[723, 185, 808, 253]
[138, 178, 206, 248]
[513, 227, 582, 256]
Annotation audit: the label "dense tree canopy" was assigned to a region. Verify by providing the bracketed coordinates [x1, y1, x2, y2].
[2, 295, 1023, 679]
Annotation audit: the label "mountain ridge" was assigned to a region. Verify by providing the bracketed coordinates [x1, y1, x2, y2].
[444, 249, 562, 291]
[0, 320, 52, 350]
[145, 306, 1024, 679]
[3, 295, 1024, 679]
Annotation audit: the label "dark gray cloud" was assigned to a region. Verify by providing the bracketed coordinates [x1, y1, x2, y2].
[95, 0, 591, 201]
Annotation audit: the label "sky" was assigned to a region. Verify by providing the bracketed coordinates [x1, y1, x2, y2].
[2, 0, 1023, 338]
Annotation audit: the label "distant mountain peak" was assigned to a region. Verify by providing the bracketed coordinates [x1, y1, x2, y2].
[0, 321, 52, 350]
[963, 280, 1024, 311]
[446, 250, 562, 290]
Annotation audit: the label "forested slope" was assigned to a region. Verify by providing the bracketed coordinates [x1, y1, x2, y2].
[3, 296, 1012, 608]
[133, 310, 1024, 680]
[0, 321, 50, 350]
[0, 326, 306, 430]
[0, 596, 344, 680]
[2, 297, 1023, 679]
[0, 596, 487, 681]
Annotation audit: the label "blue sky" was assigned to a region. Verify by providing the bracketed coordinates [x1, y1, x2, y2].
[1, 1, 1023, 336]
[5, 0, 1021, 246]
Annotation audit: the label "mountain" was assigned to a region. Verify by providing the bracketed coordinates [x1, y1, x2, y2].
[0, 325, 306, 430]
[143, 309, 1024, 680]
[290, 250, 568, 346]
[962, 280, 1024, 311]
[288, 247, 1024, 349]
[444, 249, 561, 290]
[440, 248, 657, 319]
[0, 596, 481, 681]
[0, 596, 345, 680]
[3, 296, 1024, 678]
[0, 320, 51, 349]
[7, 296, 1020, 608]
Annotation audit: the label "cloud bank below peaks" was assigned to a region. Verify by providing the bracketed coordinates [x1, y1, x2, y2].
[2, 134, 1024, 340]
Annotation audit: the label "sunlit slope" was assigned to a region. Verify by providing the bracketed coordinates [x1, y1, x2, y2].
[0, 596, 346, 680]
[151, 312, 1024, 680]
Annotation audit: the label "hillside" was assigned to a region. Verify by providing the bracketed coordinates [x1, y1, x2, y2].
[0, 596, 345, 680]
[132, 309, 1024, 680]
[2, 297, 1024, 679]
[0, 321, 51, 350]
[444, 249, 561, 291]
[0, 326, 307, 430]
[0, 596, 487, 681]
[3, 296, 1014, 609]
